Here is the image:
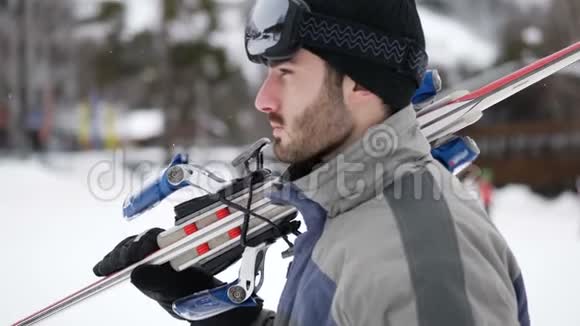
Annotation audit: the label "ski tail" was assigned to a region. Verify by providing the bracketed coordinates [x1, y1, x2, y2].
[456, 42, 580, 104]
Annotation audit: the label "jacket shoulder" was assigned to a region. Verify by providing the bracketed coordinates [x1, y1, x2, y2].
[312, 163, 522, 326]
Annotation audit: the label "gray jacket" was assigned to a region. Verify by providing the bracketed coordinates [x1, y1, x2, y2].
[256, 107, 529, 326]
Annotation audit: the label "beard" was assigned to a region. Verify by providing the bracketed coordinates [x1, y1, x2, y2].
[271, 77, 354, 164]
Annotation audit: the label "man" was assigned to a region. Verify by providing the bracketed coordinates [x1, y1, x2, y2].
[94, 0, 530, 325]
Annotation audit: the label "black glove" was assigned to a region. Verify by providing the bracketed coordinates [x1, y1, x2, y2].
[93, 228, 263, 325]
[130, 264, 263, 325]
[93, 228, 164, 277]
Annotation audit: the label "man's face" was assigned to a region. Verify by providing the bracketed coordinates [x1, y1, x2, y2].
[254, 49, 354, 163]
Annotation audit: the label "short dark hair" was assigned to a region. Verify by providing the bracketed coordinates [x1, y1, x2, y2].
[324, 62, 344, 90]
[323, 62, 392, 117]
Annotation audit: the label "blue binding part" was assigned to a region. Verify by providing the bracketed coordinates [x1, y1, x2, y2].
[173, 283, 258, 321]
[411, 72, 479, 173]
[122, 153, 189, 220]
[431, 136, 480, 173]
[412, 70, 441, 105]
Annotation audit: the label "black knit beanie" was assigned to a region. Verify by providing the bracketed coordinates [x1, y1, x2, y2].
[303, 0, 427, 111]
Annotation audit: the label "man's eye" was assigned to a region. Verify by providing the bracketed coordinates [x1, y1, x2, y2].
[279, 68, 293, 76]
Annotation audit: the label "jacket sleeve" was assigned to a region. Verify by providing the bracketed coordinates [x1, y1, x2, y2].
[331, 259, 421, 326]
[332, 255, 523, 326]
[329, 229, 528, 326]
[250, 309, 276, 326]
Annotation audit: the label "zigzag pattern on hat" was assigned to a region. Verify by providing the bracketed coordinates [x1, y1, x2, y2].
[299, 16, 427, 80]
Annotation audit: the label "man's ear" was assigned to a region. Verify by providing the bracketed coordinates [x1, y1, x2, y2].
[342, 75, 383, 110]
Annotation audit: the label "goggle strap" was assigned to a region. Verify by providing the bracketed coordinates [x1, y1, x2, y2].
[298, 11, 428, 83]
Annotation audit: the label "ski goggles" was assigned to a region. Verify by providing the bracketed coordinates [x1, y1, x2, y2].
[244, 0, 429, 84]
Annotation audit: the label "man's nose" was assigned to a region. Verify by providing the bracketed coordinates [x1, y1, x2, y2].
[254, 72, 281, 114]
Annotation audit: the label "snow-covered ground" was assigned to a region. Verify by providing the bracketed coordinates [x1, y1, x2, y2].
[491, 185, 580, 326]
[1, 150, 579, 325]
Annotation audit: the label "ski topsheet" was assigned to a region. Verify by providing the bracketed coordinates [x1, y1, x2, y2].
[419, 41, 580, 141]
[12, 41, 580, 326]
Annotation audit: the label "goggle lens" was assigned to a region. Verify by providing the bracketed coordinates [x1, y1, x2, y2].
[245, 0, 290, 58]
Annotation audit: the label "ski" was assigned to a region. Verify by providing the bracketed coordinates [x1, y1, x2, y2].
[418, 41, 580, 140]
[11, 41, 580, 326]
[12, 175, 299, 326]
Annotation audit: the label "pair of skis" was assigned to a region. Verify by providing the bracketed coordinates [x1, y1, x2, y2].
[12, 41, 580, 325]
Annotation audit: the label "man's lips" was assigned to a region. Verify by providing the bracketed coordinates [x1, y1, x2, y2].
[270, 123, 283, 130]
[270, 124, 284, 137]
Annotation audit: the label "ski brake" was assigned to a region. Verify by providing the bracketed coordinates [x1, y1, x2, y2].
[172, 243, 270, 320]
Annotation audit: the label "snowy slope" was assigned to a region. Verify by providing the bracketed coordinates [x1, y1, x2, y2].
[1, 151, 579, 325]
[492, 185, 580, 326]
[0, 150, 289, 326]
[418, 7, 498, 69]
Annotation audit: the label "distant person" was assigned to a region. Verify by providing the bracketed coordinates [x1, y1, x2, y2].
[479, 168, 495, 215]
[26, 109, 44, 152]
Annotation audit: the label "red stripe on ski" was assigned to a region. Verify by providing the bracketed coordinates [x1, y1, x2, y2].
[184, 223, 199, 235]
[215, 207, 242, 239]
[454, 42, 580, 103]
[196, 243, 211, 255]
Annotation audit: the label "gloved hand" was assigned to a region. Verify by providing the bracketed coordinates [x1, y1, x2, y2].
[93, 228, 164, 277]
[131, 264, 264, 325]
[93, 228, 263, 325]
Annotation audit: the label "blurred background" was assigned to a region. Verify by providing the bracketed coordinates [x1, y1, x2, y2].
[0, 0, 579, 193]
[0, 0, 579, 325]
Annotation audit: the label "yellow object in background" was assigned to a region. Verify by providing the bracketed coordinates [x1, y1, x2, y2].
[104, 103, 119, 149]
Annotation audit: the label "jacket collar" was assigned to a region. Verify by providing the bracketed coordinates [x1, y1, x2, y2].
[289, 107, 432, 218]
